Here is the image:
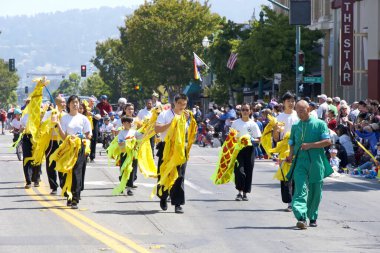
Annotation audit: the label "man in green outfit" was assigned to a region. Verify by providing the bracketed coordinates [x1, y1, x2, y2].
[286, 100, 333, 229]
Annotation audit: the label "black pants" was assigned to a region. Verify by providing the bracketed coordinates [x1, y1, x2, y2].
[90, 128, 98, 160]
[45, 140, 64, 191]
[234, 146, 255, 193]
[119, 153, 137, 188]
[13, 133, 20, 143]
[22, 134, 41, 184]
[62, 144, 86, 203]
[156, 142, 187, 206]
[150, 136, 155, 158]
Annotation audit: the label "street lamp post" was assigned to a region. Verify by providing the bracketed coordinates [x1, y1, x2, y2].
[201, 36, 212, 114]
[258, 11, 265, 100]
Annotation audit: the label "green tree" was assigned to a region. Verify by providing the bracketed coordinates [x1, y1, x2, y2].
[0, 59, 19, 107]
[53, 73, 81, 97]
[91, 38, 129, 102]
[120, 0, 221, 99]
[207, 19, 251, 104]
[238, 6, 323, 95]
[80, 72, 111, 98]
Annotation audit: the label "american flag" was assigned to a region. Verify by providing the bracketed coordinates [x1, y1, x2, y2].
[226, 53, 238, 70]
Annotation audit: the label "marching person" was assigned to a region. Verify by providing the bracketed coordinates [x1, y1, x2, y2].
[231, 103, 261, 201]
[42, 95, 66, 194]
[88, 96, 101, 163]
[273, 92, 299, 212]
[137, 99, 155, 156]
[154, 94, 197, 214]
[286, 100, 333, 229]
[54, 95, 92, 209]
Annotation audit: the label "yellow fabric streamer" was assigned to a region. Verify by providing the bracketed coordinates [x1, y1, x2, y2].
[49, 135, 82, 200]
[22, 77, 50, 166]
[107, 136, 122, 166]
[260, 114, 277, 158]
[273, 161, 292, 181]
[136, 107, 162, 178]
[211, 130, 252, 185]
[269, 132, 290, 160]
[155, 111, 197, 197]
[82, 100, 94, 130]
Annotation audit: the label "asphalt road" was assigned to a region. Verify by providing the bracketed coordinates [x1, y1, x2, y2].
[0, 133, 379, 253]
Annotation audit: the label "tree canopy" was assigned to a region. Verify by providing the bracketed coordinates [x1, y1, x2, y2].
[53, 73, 81, 97]
[0, 59, 19, 107]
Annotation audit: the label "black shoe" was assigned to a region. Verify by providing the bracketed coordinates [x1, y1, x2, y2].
[175, 205, 184, 214]
[296, 220, 307, 229]
[127, 189, 134, 196]
[50, 190, 57, 195]
[160, 198, 168, 211]
[25, 184, 31, 189]
[285, 204, 292, 212]
[242, 194, 248, 201]
[235, 193, 243, 201]
[34, 182, 40, 187]
[132, 185, 138, 189]
[309, 220, 318, 227]
[67, 199, 72, 207]
[71, 201, 78, 209]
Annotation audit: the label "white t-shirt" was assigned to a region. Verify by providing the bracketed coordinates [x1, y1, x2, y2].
[100, 123, 114, 133]
[276, 111, 299, 136]
[11, 118, 21, 130]
[230, 118, 262, 139]
[20, 114, 29, 128]
[310, 110, 318, 119]
[156, 109, 176, 140]
[118, 128, 136, 143]
[317, 102, 329, 120]
[60, 113, 91, 136]
[137, 108, 152, 121]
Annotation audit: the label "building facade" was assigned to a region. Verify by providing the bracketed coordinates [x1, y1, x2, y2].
[273, 0, 380, 102]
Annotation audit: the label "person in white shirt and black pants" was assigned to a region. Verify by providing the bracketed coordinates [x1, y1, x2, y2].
[55, 95, 92, 209]
[231, 103, 262, 201]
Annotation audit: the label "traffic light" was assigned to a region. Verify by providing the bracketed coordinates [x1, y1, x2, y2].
[81, 65, 87, 77]
[134, 85, 140, 91]
[25, 86, 29, 94]
[298, 51, 305, 73]
[9, 59, 15, 72]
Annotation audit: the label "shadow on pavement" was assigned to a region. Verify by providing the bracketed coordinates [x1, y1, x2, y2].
[187, 199, 237, 202]
[95, 209, 160, 215]
[218, 209, 284, 212]
[226, 226, 294, 230]
[0, 181, 24, 185]
[252, 183, 279, 189]
[323, 181, 380, 192]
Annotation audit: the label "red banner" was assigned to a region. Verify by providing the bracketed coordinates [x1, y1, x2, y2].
[341, 0, 354, 86]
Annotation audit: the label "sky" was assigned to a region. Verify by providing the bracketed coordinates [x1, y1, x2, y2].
[0, 0, 270, 23]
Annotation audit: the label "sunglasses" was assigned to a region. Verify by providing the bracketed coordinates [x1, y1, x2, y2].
[241, 109, 250, 112]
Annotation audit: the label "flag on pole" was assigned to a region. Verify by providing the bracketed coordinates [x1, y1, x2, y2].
[193, 52, 208, 81]
[227, 52, 238, 70]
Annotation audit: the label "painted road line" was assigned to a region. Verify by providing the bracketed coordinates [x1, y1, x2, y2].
[326, 177, 379, 191]
[36, 183, 150, 253]
[185, 180, 213, 194]
[26, 187, 133, 253]
[84, 181, 156, 188]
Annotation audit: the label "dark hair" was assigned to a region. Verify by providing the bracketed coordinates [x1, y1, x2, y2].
[358, 100, 367, 106]
[336, 124, 348, 136]
[281, 91, 296, 102]
[80, 103, 88, 115]
[66, 95, 80, 113]
[122, 103, 134, 116]
[174, 94, 188, 102]
[121, 116, 133, 124]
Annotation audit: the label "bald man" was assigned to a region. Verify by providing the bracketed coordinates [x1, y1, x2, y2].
[286, 100, 333, 229]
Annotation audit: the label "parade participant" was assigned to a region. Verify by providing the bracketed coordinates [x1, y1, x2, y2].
[286, 100, 333, 229]
[88, 96, 101, 163]
[20, 78, 49, 189]
[53, 95, 92, 209]
[230, 103, 261, 201]
[115, 103, 135, 130]
[116, 97, 127, 116]
[41, 96, 66, 194]
[154, 94, 197, 214]
[11, 109, 22, 143]
[116, 116, 137, 196]
[96, 95, 112, 117]
[109, 112, 118, 128]
[272, 91, 298, 212]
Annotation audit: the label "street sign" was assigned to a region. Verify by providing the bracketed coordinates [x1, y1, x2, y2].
[303, 76, 323, 83]
[274, 73, 281, 85]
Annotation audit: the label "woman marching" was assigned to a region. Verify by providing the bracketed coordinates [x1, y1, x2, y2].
[53, 95, 92, 209]
[231, 103, 261, 201]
